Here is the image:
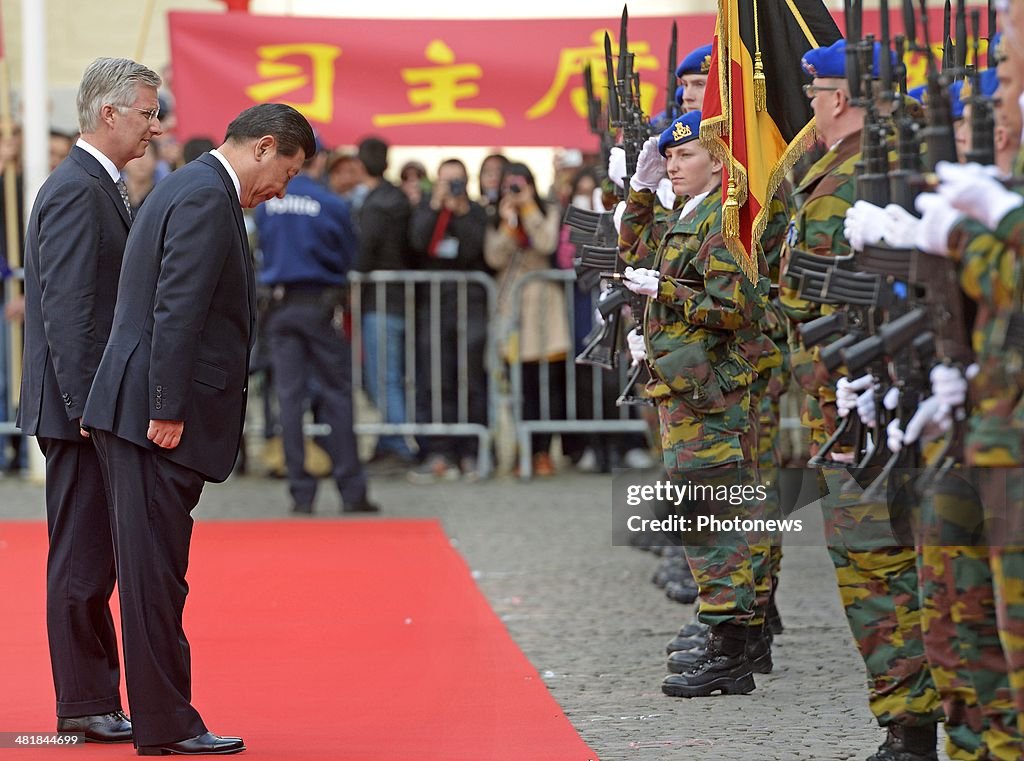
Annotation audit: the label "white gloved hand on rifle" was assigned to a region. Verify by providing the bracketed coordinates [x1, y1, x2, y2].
[626, 328, 646, 366]
[843, 201, 891, 252]
[608, 147, 627, 191]
[622, 266, 660, 298]
[935, 160, 1023, 230]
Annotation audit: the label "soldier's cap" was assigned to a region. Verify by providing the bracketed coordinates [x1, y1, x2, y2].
[950, 68, 999, 119]
[907, 84, 927, 104]
[801, 38, 896, 80]
[676, 44, 713, 78]
[676, 84, 685, 106]
[658, 110, 701, 156]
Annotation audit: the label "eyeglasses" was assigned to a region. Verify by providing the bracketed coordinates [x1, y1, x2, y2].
[118, 106, 161, 122]
[802, 84, 841, 98]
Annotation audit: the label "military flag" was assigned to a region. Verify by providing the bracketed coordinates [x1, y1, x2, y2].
[701, 0, 842, 282]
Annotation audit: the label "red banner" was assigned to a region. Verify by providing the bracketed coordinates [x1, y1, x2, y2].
[168, 12, 692, 147]
[168, 9, 992, 149]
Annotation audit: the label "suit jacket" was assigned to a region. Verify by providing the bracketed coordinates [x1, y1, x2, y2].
[83, 153, 255, 482]
[19, 145, 131, 440]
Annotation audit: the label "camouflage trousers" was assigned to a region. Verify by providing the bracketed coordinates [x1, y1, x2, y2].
[658, 386, 755, 628]
[754, 378, 786, 624]
[819, 466, 943, 729]
[917, 471, 1023, 761]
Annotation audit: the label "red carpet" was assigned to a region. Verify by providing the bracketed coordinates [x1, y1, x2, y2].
[0, 520, 597, 760]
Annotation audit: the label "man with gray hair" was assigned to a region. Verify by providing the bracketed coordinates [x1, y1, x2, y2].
[19, 56, 161, 743]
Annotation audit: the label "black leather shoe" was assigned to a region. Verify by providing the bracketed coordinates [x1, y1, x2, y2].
[342, 499, 380, 513]
[57, 710, 132, 743]
[137, 732, 245, 756]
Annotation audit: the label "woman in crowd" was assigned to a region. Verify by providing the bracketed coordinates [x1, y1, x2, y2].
[484, 162, 568, 476]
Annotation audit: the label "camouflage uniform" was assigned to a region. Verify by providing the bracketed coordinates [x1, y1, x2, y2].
[621, 185, 771, 627]
[939, 207, 1024, 756]
[750, 186, 795, 624]
[779, 131, 942, 731]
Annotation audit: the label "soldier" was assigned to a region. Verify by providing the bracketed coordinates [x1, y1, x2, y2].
[853, 32, 1024, 759]
[779, 38, 943, 759]
[676, 44, 713, 115]
[620, 110, 774, 697]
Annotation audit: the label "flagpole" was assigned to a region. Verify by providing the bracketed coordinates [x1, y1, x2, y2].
[135, 0, 157, 62]
[22, 0, 47, 483]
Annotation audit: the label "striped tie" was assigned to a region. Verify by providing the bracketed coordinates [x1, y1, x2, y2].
[116, 177, 132, 221]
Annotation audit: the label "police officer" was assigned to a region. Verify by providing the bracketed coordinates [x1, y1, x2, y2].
[779, 38, 943, 759]
[254, 148, 378, 515]
[621, 111, 773, 697]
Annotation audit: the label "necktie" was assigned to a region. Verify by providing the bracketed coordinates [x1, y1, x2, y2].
[116, 177, 132, 221]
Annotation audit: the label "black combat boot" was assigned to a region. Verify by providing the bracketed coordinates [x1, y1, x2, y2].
[664, 578, 699, 604]
[652, 556, 694, 589]
[667, 624, 772, 674]
[744, 625, 773, 674]
[661, 623, 755, 697]
[766, 597, 784, 636]
[866, 724, 939, 761]
[666, 621, 709, 654]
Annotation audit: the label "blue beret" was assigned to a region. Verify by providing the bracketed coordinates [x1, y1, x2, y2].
[676, 44, 713, 78]
[658, 111, 701, 156]
[801, 38, 896, 79]
[907, 84, 927, 104]
[950, 68, 999, 119]
[675, 84, 685, 106]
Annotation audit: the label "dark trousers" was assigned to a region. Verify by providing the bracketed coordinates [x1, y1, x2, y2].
[91, 431, 208, 747]
[520, 359, 567, 453]
[266, 297, 367, 508]
[414, 288, 489, 460]
[38, 436, 122, 718]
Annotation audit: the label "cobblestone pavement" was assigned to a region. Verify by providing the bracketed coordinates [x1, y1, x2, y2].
[0, 469, 951, 761]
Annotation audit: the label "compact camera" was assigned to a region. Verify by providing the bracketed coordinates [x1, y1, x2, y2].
[448, 179, 467, 197]
[508, 181, 523, 194]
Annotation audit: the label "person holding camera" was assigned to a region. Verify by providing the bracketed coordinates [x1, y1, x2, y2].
[484, 162, 568, 476]
[407, 158, 490, 482]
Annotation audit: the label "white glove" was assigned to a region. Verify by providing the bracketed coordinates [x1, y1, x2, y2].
[629, 137, 667, 192]
[857, 385, 900, 427]
[936, 160, 1023, 230]
[913, 193, 964, 255]
[656, 177, 677, 209]
[886, 416, 905, 454]
[880, 204, 922, 248]
[843, 201, 890, 252]
[836, 374, 874, 418]
[591, 186, 605, 212]
[829, 450, 857, 463]
[613, 200, 626, 234]
[930, 363, 968, 409]
[622, 265, 660, 297]
[902, 395, 952, 447]
[593, 287, 612, 327]
[626, 328, 646, 366]
[608, 147, 627, 190]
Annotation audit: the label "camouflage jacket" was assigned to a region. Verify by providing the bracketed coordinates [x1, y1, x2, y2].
[949, 198, 1024, 465]
[779, 132, 860, 408]
[619, 196, 681, 270]
[621, 186, 772, 408]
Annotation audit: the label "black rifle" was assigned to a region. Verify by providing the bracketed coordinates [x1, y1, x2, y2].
[964, 9, 995, 166]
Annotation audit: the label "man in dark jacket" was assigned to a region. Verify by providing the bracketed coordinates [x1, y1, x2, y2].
[355, 136, 416, 466]
[20, 57, 162, 744]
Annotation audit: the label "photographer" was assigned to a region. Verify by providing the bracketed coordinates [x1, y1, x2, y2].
[485, 162, 568, 476]
[407, 159, 490, 482]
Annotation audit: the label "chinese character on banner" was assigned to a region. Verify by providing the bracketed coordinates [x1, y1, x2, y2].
[373, 40, 505, 128]
[525, 30, 659, 120]
[246, 43, 341, 123]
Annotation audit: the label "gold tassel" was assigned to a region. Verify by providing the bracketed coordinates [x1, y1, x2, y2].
[723, 177, 740, 239]
[753, 53, 767, 112]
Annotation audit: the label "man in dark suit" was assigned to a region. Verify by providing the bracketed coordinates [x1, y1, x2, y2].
[19, 57, 162, 744]
[83, 104, 314, 756]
